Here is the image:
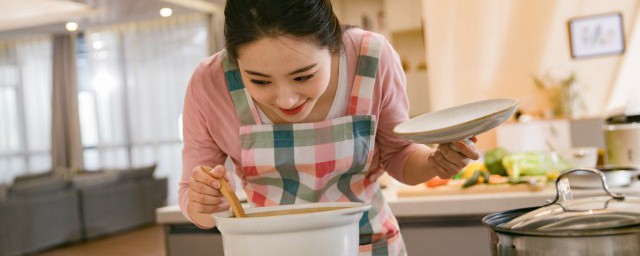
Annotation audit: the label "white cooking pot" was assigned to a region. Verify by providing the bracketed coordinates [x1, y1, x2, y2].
[605, 122, 640, 168]
[212, 202, 370, 256]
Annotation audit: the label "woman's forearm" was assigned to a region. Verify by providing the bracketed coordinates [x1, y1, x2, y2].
[401, 145, 437, 185]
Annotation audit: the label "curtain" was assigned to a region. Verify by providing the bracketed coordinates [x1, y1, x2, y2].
[207, 10, 225, 54]
[0, 37, 52, 183]
[607, 4, 640, 114]
[78, 14, 209, 203]
[52, 34, 84, 174]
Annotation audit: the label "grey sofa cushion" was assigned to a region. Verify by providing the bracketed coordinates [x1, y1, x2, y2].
[117, 164, 156, 181]
[0, 184, 7, 201]
[13, 171, 53, 183]
[72, 171, 119, 189]
[0, 189, 82, 255]
[80, 177, 167, 239]
[10, 176, 69, 197]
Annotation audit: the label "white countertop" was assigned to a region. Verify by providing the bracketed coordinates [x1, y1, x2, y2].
[156, 182, 640, 224]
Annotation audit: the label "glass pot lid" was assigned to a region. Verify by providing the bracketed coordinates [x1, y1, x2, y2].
[497, 168, 640, 233]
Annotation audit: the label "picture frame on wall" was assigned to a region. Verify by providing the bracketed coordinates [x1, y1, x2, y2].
[568, 13, 625, 59]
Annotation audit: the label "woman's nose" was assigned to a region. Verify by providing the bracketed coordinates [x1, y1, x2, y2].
[275, 87, 298, 109]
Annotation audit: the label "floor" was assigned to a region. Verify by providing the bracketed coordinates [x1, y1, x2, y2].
[36, 225, 165, 256]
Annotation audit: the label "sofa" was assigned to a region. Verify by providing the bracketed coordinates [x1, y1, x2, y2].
[0, 164, 167, 256]
[0, 173, 82, 256]
[76, 164, 168, 240]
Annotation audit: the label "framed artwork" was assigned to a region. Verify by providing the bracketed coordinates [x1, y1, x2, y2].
[568, 13, 625, 59]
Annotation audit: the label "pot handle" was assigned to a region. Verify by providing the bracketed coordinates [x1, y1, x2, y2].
[545, 168, 625, 206]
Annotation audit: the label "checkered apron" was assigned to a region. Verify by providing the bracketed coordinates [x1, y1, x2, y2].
[222, 32, 406, 256]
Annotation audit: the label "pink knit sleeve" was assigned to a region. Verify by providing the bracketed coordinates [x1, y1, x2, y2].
[179, 61, 228, 225]
[374, 36, 429, 183]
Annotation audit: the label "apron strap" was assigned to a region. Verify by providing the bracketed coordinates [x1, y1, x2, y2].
[222, 52, 261, 126]
[348, 32, 383, 116]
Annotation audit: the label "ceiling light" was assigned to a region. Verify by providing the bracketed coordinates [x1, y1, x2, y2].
[65, 22, 78, 32]
[92, 41, 104, 50]
[160, 8, 173, 17]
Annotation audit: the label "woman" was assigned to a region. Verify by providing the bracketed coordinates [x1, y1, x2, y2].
[179, 0, 479, 255]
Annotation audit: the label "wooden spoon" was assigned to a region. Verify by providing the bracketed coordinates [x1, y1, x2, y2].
[245, 207, 349, 217]
[201, 166, 246, 218]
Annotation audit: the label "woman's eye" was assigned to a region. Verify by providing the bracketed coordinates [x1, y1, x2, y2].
[250, 80, 271, 85]
[294, 74, 314, 82]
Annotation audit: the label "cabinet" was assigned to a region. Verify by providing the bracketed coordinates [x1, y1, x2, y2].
[496, 118, 605, 152]
[333, 0, 430, 115]
[400, 216, 491, 256]
[383, 0, 423, 33]
[405, 71, 429, 117]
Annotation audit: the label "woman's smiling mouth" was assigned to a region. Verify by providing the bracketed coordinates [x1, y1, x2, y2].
[279, 100, 308, 116]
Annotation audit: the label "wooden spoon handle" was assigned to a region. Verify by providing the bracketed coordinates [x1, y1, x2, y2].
[201, 167, 246, 218]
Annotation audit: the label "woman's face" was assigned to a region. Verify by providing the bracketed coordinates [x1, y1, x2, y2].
[236, 35, 333, 123]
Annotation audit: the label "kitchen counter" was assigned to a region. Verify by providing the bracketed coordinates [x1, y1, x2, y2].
[158, 182, 640, 222]
[387, 182, 640, 217]
[156, 182, 640, 256]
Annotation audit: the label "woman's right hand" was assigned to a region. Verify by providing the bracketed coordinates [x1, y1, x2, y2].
[187, 165, 231, 217]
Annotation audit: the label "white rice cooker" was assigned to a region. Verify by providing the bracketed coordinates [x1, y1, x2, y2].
[605, 114, 640, 168]
[212, 202, 370, 256]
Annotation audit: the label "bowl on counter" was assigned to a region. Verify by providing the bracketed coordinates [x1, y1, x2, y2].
[556, 147, 598, 169]
[564, 166, 638, 188]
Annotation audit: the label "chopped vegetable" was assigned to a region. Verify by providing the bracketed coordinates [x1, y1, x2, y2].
[425, 176, 450, 188]
[509, 175, 548, 185]
[462, 170, 483, 188]
[448, 179, 466, 186]
[488, 175, 509, 184]
[484, 147, 510, 176]
[482, 171, 490, 183]
[546, 171, 560, 182]
[502, 151, 572, 179]
[461, 162, 488, 179]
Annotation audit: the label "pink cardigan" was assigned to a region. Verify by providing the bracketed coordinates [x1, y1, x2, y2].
[179, 28, 423, 222]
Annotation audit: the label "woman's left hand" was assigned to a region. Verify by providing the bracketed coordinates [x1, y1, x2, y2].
[425, 136, 480, 179]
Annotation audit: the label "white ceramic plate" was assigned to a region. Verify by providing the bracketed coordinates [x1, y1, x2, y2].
[393, 98, 518, 144]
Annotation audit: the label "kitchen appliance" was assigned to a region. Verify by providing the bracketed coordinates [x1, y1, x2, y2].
[212, 202, 370, 256]
[565, 166, 638, 188]
[483, 168, 640, 256]
[556, 147, 598, 168]
[605, 114, 640, 168]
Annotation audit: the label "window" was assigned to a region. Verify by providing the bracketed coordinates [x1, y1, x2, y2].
[77, 15, 209, 203]
[0, 37, 52, 183]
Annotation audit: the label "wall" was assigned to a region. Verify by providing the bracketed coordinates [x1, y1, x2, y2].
[608, 3, 640, 114]
[332, 0, 384, 31]
[422, 0, 639, 150]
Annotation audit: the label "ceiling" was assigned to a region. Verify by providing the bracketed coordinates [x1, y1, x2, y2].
[0, 0, 225, 39]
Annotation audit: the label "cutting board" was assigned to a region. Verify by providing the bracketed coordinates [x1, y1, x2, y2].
[396, 183, 548, 197]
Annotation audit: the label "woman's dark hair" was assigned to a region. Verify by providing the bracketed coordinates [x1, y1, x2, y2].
[224, 0, 342, 62]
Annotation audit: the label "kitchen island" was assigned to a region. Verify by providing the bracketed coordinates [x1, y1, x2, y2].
[156, 183, 640, 256]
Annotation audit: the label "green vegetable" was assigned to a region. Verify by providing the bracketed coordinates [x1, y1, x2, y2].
[502, 152, 547, 179]
[485, 147, 510, 176]
[463, 170, 482, 188]
[501, 151, 571, 179]
[482, 171, 490, 184]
